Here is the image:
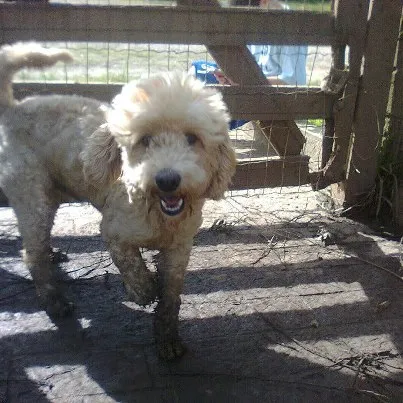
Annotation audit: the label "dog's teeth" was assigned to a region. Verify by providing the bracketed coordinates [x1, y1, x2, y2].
[160, 197, 184, 215]
[161, 198, 183, 211]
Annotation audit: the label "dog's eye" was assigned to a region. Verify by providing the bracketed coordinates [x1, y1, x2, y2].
[140, 135, 152, 147]
[185, 133, 198, 146]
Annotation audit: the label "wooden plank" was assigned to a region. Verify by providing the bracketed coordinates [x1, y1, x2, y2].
[311, 0, 369, 191]
[332, 0, 402, 208]
[179, 0, 308, 157]
[321, 0, 346, 171]
[386, 9, 403, 227]
[230, 156, 310, 190]
[13, 83, 334, 120]
[223, 86, 334, 120]
[13, 83, 123, 104]
[0, 3, 337, 46]
[0, 156, 310, 206]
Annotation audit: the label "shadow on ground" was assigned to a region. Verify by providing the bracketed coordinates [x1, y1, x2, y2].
[0, 214, 402, 402]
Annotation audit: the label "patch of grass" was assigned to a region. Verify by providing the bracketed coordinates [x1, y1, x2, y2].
[307, 119, 324, 127]
[16, 41, 329, 87]
[286, 1, 331, 12]
[16, 43, 211, 84]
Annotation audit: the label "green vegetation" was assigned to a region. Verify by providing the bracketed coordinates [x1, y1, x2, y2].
[286, 1, 331, 12]
[307, 119, 324, 127]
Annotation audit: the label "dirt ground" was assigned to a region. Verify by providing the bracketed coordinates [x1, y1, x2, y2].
[0, 187, 402, 402]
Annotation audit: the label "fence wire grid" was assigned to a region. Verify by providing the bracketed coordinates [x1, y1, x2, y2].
[12, 0, 335, 196]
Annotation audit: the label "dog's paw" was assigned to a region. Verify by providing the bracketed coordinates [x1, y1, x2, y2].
[46, 298, 75, 318]
[157, 337, 187, 361]
[38, 287, 75, 318]
[124, 271, 158, 306]
[50, 248, 69, 263]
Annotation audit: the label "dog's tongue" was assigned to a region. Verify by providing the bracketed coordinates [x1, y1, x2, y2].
[162, 196, 181, 207]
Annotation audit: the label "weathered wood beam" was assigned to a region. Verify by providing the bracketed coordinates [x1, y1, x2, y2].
[223, 86, 334, 120]
[320, 1, 346, 170]
[231, 156, 310, 190]
[330, 0, 402, 209]
[310, 0, 369, 191]
[13, 83, 334, 120]
[0, 3, 337, 46]
[0, 155, 310, 206]
[388, 11, 403, 227]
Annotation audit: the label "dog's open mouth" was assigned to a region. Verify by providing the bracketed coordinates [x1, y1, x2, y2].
[160, 195, 184, 216]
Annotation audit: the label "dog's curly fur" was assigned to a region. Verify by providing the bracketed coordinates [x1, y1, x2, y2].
[0, 43, 236, 360]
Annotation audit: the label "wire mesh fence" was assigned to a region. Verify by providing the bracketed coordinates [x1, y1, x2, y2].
[11, 0, 334, 195]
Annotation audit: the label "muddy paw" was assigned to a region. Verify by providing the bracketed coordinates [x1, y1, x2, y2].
[38, 286, 75, 318]
[124, 271, 158, 306]
[50, 248, 69, 263]
[157, 337, 187, 361]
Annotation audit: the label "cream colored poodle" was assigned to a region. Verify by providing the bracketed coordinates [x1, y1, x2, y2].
[0, 43, 236, 360]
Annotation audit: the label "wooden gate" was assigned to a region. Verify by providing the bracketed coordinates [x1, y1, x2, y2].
[1, 0, 402, 208]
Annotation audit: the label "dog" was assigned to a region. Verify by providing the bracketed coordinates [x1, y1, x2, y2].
[0, 43, 236, 360]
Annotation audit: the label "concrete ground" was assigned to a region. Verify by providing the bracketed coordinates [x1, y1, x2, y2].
[1, 187, 402, 402]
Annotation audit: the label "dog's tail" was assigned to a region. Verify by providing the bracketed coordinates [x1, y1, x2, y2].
[0, 42, 73, 107]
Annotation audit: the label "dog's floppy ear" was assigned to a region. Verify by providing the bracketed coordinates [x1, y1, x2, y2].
[205, 137, 237, 200]
[81, 124, 122, 188]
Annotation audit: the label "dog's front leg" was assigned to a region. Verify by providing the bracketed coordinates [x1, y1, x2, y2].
[107, 242, 158, 306]
[155, 242, 192, 360]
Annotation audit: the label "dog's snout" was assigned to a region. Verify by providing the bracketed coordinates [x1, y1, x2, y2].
[155, 168, 181, 192]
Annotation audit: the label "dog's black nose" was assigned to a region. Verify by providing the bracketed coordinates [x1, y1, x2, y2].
[155, 168, 181, 192]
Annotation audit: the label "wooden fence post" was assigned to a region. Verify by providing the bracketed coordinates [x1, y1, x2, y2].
[331, 0, 402, 210]
[388, 10, 403, 227]
[311, 0, 369, 191]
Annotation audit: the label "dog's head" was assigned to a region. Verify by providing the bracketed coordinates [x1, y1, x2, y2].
[106, 72, 236, 218]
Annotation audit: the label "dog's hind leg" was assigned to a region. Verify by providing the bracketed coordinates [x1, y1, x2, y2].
[7, 179, 73, 317]
[154, 242, 192, 361]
